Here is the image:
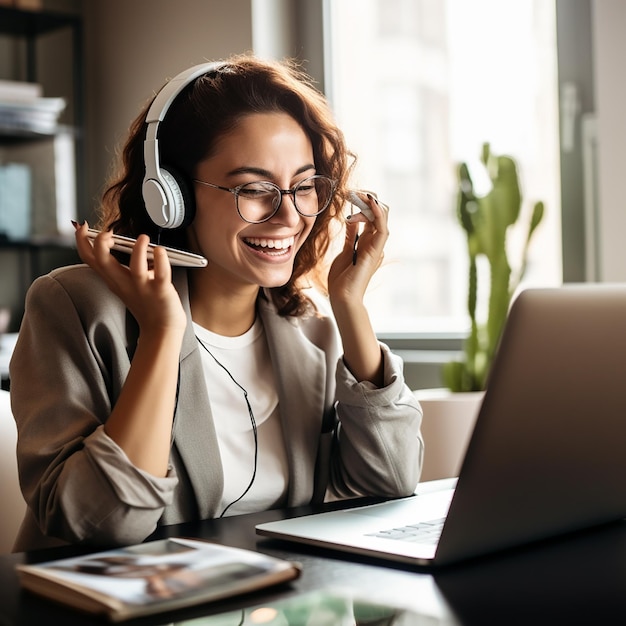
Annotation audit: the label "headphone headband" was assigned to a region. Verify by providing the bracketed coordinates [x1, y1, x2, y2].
[143, 61, 225, 229]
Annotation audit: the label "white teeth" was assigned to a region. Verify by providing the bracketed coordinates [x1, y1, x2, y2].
[245, 236, 294, 250]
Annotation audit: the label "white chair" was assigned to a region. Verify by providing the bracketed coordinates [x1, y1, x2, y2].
[0, 389, 26, 553]
[414, 389, 484, 482]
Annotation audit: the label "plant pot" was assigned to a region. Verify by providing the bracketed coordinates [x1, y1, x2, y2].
[413, 388, 484, 482]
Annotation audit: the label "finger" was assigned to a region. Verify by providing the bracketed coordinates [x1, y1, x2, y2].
[73, 221, 95, 263]
[343, 219, 360, 251]
[351, 212, 389, 269]
[346, 190, 375, 222]
[347, 190, 389, 233]
[365, 194, 389, 233]
[75, 222, 118, 272]
[91, 228, 117, 264]
[151, 245, 172, 285]
[345, 212, 370, 225]
[340, 220, 363, 267]
[128, 234, 151, 276]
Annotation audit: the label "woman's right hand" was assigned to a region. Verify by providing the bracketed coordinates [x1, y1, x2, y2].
[74, 222, 187, 337]
[74, 222, 187, 476]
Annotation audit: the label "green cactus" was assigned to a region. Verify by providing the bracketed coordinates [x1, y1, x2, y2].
[442, 143, 544, 392]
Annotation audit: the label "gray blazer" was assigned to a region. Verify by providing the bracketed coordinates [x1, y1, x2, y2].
[10, 265, 423, 552]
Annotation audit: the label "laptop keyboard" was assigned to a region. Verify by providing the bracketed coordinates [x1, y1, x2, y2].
[366, 517, 446, 545]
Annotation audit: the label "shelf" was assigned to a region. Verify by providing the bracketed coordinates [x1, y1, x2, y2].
[0, 123, 76, 143]
[0, 234, 75, 249]
[0, 5, 84, 331]
[0, 6, 80, 37]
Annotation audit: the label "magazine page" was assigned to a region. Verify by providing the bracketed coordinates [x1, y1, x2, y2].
[17, 538, 300, 620]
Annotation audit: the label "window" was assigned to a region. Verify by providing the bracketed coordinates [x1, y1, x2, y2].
[325, 0, 562, 334]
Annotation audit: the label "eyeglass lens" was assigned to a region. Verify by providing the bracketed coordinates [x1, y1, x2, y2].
[236, 175, 334, 223]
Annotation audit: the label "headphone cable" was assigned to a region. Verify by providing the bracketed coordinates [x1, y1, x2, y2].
[195, 335, 258, 517]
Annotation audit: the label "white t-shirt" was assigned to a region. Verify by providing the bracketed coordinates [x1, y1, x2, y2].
[192, 318, 288, 516]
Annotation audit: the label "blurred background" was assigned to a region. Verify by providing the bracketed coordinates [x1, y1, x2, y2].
[0, 0, 621, 389]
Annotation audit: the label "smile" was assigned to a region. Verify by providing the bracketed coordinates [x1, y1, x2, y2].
[243, 236, 295, 254]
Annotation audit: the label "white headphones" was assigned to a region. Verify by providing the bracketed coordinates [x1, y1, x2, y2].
[142, 61, 224, 229]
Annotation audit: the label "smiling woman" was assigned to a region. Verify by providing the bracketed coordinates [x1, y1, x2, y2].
[183, 113, 316, 308]
[186, 112, 322, 306]
[9, 54, 425, 552]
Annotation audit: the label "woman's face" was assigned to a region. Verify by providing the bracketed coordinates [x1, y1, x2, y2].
[187, 112, 318, 291]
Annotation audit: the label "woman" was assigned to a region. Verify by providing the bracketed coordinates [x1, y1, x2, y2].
[10, 55, 423, 552]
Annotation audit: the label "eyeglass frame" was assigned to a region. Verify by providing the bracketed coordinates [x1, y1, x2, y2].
[192, 174, 337, 224]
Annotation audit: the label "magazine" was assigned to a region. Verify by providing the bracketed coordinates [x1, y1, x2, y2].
[16, 537, 301, 622]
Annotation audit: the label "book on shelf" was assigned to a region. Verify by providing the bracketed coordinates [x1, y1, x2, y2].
[16, 537, 302, 622]
[0, 128, 76, 237]
[0, 97, 67, 134]
[0, 162, 31, 240]
[0, 79, 66, 134]
[0, 80, 43, 102]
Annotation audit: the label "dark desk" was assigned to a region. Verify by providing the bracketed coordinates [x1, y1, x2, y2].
[2, 503, 626, 625]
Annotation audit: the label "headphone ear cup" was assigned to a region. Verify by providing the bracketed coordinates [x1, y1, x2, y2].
[159, 168, 195, 229]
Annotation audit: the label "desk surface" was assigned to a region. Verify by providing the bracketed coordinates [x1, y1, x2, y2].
[2, 502, 626, 625]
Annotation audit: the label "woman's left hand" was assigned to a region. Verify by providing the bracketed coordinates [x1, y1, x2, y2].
[327, 192, 389, 386]
[328, 191, 389, 306]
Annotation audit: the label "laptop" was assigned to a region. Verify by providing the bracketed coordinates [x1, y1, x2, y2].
[256, 285, 626, 566]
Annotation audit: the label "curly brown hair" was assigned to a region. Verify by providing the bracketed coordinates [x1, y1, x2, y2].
[98, 54, 355, 317]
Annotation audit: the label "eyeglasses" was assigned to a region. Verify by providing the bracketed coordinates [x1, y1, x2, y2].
[193, 174, 336, 224]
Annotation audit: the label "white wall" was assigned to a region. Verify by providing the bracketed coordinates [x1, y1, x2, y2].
[591, 0, 626, 281]
[81, 0, 254, 217]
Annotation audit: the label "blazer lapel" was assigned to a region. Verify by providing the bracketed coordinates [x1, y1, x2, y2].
[258, 296, 328, 505]
[170, 270, 223, 520]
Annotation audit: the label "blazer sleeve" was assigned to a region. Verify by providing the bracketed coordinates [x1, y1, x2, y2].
[10, 269, 178, 548]
[329, 343, 425, 499]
